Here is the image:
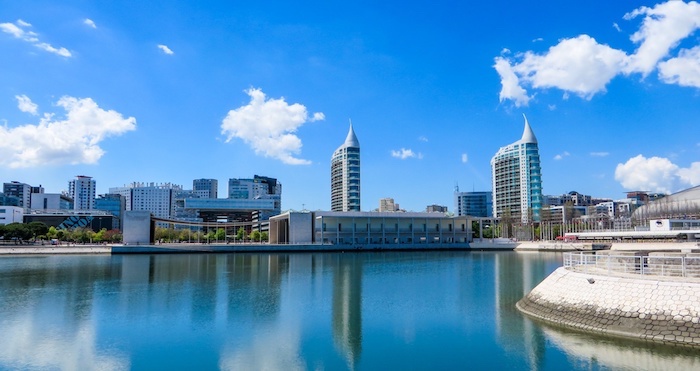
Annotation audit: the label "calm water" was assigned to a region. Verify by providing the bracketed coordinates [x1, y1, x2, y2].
[0, 251, 698, 370]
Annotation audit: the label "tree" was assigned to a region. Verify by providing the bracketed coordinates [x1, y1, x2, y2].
[236, 227, 246, 241]
[249, 230, 261, 243]
[28, 222, 49, 241]
[3, 223, 32, 243]
[47, 226, 58, 240]
[215, 228, 226, 242]
[261, 231, 268, 242]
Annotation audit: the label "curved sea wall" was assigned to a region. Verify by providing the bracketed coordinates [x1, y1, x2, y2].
[517, 267, 700, 348]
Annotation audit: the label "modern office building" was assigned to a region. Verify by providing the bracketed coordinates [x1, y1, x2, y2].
[331, 123, 361, 212]
[3, 181, 32, 208]
[95, 194, 126, 230]
[228, 175, 282, 220]
[69, 175, 96, 210]
[109, 182, 181, 219]
[490, 115, 543, 224]
[0, 192, 20, 207]
[30, 193, 74, 210]
[193, 178, 218, 199]
[454, 190, 493, 217]
[0, 206, 23, 225]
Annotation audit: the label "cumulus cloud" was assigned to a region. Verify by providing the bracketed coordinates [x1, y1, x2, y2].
[157, 44, 174, 55]
[15, 94, 38, 115]
[0, 96, 136, 168]
[590, 151, 610, 157]
[0, 19, 71, 57]
[84, 19, 96, 29]
[614, 154, 700, 193]
[221, 88, 323, 165]
[391, 148, 422, 160]
[494, 57, 531, 107]
[495, 1, 700, 106]
[658, 46, 700, 88]
[623, 1, 700, 76]
[554, 151, 570, 160]
[461, 153, 468, 163]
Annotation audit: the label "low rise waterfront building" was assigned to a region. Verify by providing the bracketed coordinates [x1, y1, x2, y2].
[0, 206, 24, 225]
[269, 211, 471, 246]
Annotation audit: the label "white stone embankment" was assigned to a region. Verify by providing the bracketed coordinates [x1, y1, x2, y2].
[0, 246, 111, 255]
[517, 267, 700, 348]
[515, 241, 700, 252]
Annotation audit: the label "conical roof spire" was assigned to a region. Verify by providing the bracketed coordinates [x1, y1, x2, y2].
[520, 114, 537, 144]
[343, 119, 360, 148]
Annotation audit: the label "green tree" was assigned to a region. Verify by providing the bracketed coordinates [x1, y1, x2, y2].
[28, 222, 49, 241]
[261, 231, 268, 242]
[47, 226, 58, 240]
[215, 228, 226, 242]
[4, 223, 32, 243]
[249, 230, 261, 243]
[236, 227, 246, 241]
[94, 228, 107, 243]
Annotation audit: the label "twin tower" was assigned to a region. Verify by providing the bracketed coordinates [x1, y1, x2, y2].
[330, 123, 361, 212]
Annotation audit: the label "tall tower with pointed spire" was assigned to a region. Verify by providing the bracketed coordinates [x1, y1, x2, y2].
[490, 114, 543, 223]
[331, 122, 361, 211]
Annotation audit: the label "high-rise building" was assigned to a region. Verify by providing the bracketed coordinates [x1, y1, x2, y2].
[227, 175, 282, 220]
[331, 123, 361, 212]
[109, 182, 181, 219]
[454, 189, 493, 217]
[3, 181, 32, 208]
[193, 178, 218, 199]
[68, 176, 96, 210]
[490, 115, 543, 223]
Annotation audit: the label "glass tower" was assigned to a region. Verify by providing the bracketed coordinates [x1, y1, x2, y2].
[490, 115, 543, 223]
[331, 123, 361, 212]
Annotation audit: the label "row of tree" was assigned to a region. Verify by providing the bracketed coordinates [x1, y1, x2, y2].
[154, 227, 269, 243]
[0, 222, 122, 244]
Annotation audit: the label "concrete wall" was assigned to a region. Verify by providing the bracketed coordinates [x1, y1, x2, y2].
[517, 267, 700, 348]
[123, 211, 153, 245]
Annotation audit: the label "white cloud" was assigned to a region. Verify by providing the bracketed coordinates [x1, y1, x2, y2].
[554, 151, 570, 160]
[513, 35, 627, 99]
[495, 1, 700, 106]
[15, 94, 38, 115]
[221, 88, 323, 165]
[418, 136, 428, 142]
[391, 148, 422, 160]
[532, 37, 543, 42]
[0, 19, 71, 57]
[0, 96, 136, 168]
[658, 46, 700, 88]
[547, 104, 557, 111]
[84, 19, 96, 29]
[590, 151, 610, 157]
[494, 57, 531, 107]
[461, 153, 468, 163]
[613, 22, 622, 32]
[614, 154, 700, 193]
[157, 44, 174, 55]
[311, 112, 325, 121]
[623, 1, 700, 76]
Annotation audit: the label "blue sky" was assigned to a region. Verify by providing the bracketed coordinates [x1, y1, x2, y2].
[1, 0, 699, 212]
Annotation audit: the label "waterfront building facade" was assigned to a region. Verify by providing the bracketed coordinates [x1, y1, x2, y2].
[269, 211, 471, 246]
[69, 175, 96, 210]
[454, 190, 493, 217]
[490, 115, 543, 224]
[193, 178, 218, 199]
[331, 124, 361, 212]
[0, 206, 23, 225]
[228, 175, 282, 220]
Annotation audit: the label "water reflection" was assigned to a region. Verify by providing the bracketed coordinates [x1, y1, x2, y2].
[0, 252, 696, 370]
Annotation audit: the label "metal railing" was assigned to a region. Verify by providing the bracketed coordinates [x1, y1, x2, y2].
[564, 251, 700, 278]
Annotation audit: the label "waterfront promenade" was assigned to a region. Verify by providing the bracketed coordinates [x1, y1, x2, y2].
[518, 251, 700, 349]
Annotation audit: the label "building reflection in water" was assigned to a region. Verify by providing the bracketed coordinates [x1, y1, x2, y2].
[332, 254, 363, 369]
[494, 252, 557, 371]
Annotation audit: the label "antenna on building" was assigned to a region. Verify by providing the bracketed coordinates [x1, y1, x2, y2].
[454, 182, 459, 193]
